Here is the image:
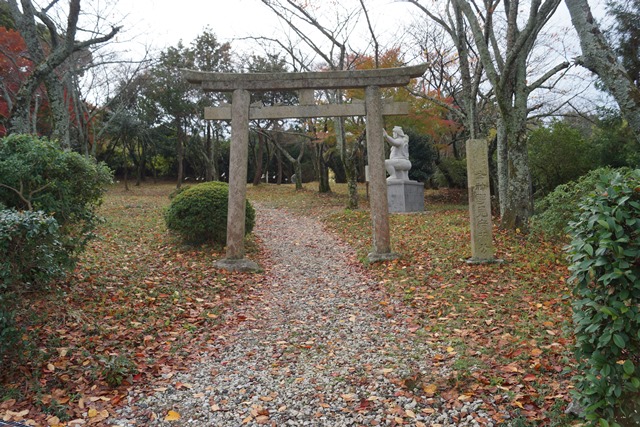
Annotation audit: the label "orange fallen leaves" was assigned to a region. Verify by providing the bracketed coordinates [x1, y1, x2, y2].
[165, 410, 181, 421]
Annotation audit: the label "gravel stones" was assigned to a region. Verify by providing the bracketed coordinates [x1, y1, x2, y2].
[111, 206, 491, 426]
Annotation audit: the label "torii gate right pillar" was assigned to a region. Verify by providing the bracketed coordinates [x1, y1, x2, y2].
[366, 86, 397, 261]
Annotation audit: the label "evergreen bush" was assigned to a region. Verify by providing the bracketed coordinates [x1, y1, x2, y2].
[0, 209, 68, 374]
[164, 181, 255, 244]
[0, 134, 113, 254]
[0, 293, 22, 376]
[566, 168, 640, 426]
[530, 167, 630, 241]
[434, 157, 467, 188]
[0, 209, 68, 291]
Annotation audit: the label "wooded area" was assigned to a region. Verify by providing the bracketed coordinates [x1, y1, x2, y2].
[0, 0, 638, 222]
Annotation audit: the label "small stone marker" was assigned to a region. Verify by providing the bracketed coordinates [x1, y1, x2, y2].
[466, 139, 497, 263]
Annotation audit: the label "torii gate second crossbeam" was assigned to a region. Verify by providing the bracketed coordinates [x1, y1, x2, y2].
[184, 64, 428, 272]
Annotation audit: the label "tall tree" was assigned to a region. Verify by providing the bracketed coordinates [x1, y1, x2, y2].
[5, 0, 119, 147]
[564, 0, 640, 143]
[405, 1, 489, 141]
[191, 29, 232, 181]
[144, 43, 197, 188]
[451, 0, 570, 229]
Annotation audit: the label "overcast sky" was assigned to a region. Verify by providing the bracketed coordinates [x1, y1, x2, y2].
[117, 0, 274, 52]
[96, 0, 612, 110]
[114, 0, 419, 61]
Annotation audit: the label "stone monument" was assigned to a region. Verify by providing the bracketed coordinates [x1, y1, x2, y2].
[466, 139, 498, 263]
[383, 126, 424, 213]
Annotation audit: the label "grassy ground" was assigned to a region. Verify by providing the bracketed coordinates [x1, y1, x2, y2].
[1, 182, 263, 426]
[1, 181, 576, 426]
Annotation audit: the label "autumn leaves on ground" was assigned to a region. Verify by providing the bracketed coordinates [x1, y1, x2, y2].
[1, 182, 575, 426]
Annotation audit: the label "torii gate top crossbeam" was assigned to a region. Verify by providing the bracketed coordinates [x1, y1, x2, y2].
[183, 63, 428, 92]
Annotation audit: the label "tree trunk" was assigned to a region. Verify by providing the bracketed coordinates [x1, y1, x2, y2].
[319, 160, 331, 193]
[276, 149, 283, 185]
[213, 126, 220, 181]
[176, 118, 184, 189]
[135, 141, 144, 186]
[333, 116, 358, 207]
[487, 135, 499, 214]
[315, 144, 331, 193]
[564, 0, 640, 143]
[346, 140, 359, 209]
[496, 118, 508, 217]
[500, 115, 533, 230]
[205, 122, 213, 181]
[45, 75, 71, 148]
[123, 162, 129, 191]
[253, 133, 265, 186]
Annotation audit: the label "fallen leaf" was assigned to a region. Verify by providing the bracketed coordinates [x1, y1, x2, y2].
[165, 410, 181, 421]
[423, 384, 437, 395]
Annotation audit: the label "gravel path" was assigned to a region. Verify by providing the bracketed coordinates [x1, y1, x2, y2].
[112, 206, 492, 426]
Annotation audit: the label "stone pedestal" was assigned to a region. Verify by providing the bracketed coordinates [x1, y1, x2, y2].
[387, 180, 425, 213]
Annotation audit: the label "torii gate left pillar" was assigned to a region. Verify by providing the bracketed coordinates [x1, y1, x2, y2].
[226, 89, 252, 266]
[184, 64, 428, 271]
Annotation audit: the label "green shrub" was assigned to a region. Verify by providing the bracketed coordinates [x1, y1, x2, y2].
[164, 181, 255, 244]
[528, 120, 597, 198]
[434, 157, 467, 188]
[530, 167, 630, 241]
[406, 128, 437, 183]
[0, 293, 22, 377]
[0, 209, 69, 291]
[168, 184, 192, 200]
[98, 354, 137, 387]
[566, 168, 640, 426]
[0, 134, 113, 255]
[0, 209, 69, 373]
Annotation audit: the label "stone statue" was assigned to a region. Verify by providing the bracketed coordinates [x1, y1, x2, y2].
[383, 126, 411, 181]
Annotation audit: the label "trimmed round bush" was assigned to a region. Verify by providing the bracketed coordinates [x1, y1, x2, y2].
[164, 182, 255, 244]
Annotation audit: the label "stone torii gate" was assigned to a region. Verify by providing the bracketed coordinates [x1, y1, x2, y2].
[184, 64, 428, 271]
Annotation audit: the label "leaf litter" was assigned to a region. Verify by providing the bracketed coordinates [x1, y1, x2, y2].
[1, 183, 577, 426]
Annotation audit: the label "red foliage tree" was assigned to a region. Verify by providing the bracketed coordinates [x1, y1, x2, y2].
[0, 27, 49, 137]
